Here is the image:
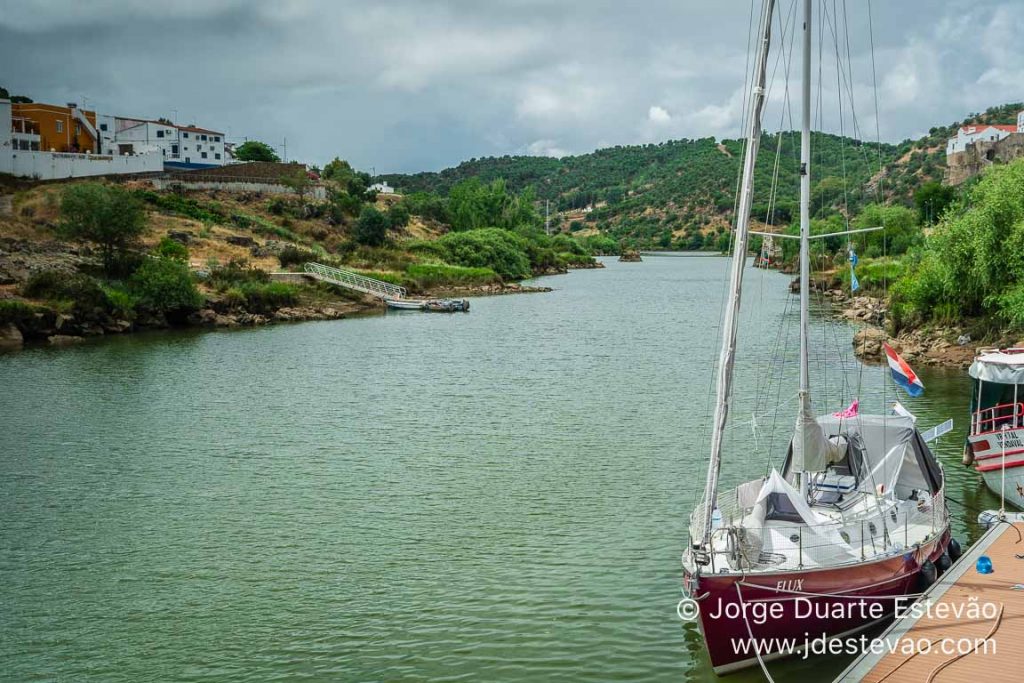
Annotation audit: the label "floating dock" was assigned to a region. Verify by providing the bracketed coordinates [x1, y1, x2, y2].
[836, 517, 1024, 682]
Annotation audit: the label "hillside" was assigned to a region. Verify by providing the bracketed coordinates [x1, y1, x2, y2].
[383, 103, 1024, 248]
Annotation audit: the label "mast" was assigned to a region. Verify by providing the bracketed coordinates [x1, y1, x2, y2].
[793, 0, 813, 493]
[799, 0, 811, 403]
[697, 0, 776, 547]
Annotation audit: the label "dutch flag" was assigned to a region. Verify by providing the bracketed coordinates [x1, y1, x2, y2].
[883, 342, 924, 397]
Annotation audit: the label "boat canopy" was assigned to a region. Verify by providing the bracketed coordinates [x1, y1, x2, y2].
[816, 414, 942, 498]
[784, 414, 942, 498]
[969, 351, 1024, 385]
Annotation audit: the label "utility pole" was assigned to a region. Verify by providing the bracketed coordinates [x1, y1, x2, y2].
[282, 138, 287, 163]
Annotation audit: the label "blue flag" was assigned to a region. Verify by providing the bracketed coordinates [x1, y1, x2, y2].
[848, 249, 860, 292]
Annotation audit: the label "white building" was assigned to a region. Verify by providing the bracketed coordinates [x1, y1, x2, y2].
[369, 181, 395, 194]
[946, 117, 1023, 156]
[97, 116, 227, 170]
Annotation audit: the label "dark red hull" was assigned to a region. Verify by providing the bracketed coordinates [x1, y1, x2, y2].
[684, 530, 950, 673]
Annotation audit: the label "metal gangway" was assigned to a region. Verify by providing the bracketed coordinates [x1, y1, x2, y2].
[303, 262, 406, 300]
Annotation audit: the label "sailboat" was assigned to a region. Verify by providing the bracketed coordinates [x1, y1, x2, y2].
[681, 0, 953, 674]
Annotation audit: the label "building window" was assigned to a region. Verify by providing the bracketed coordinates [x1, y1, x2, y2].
[156, 129, 164, 138]
[201, 152, 208, 159]
[171, 144, 179, 154]
[56, 120, 64, 133]
[185, 157, 190, 163]
[100, 123, 108, 131]
[183, 132, 189, 138]
[214, 136, 220, 142]
[201, 135, 207, 141]
[215, 153, 221, 160]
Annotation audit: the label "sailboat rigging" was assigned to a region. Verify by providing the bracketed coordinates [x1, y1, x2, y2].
[681, 0, 953, 674]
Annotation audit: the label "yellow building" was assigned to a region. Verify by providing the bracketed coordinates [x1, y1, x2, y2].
[11, 102, 98, 153]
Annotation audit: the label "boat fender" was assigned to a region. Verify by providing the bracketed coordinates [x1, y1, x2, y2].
[918, 559, 938, 590]
[936, 551, 952, 572]
[948, 537, 963, 561]
[962, 442, 975, 466]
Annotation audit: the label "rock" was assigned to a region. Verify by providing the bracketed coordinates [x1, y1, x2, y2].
[102, 319, 132, 334]
[48, 334, 84, 346]
[167, 230, 193, 244]
[618, 250, 642, 262]
[214, 314, 238, 327]
[0, 323, 24, 351]
[852, 327, 887, 361]
[225, 235, 257, 248]
[957, 334, 971, 346]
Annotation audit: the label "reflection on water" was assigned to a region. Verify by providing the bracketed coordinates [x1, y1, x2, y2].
[0, 256, 988, 681]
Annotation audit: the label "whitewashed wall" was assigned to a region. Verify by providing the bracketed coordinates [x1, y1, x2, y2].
[3, 149, 164, 179]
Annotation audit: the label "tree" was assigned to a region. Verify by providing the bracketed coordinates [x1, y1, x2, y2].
[913, 182, 956, 225]
[354, 206, 389, 246]
[60, 183, 147, 274]
[234, 140, 280, 162]
[281, 167, 312, 201]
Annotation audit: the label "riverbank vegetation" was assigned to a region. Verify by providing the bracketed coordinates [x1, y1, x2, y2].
[0, 154, 603, 347]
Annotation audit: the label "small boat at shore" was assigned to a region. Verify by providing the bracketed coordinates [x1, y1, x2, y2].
[385, 298, 470, 312]
[964, 348, 1024, 508]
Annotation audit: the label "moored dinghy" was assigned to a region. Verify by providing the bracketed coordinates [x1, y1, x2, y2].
[385, 298, 470, 312]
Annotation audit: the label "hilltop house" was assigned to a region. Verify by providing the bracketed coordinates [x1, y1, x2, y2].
[96, 116, 227, 170]
[1, 99, 162, 180]
[944, 110, 1024, 185]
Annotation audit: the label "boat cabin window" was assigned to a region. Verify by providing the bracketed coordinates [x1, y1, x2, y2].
[764, 493, 804, 523]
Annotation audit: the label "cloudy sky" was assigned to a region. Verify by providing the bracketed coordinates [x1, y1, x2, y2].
[1, 1, 1021, 173]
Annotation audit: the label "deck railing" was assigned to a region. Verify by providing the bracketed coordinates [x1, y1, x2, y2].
[302, 262, 406, 300]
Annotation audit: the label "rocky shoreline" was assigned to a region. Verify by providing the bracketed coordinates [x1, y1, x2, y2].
[821, 288, 985, 369]
[0, 266, 557, 352]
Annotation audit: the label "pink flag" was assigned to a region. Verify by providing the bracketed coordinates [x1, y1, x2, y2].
[832, 399, 859, 418]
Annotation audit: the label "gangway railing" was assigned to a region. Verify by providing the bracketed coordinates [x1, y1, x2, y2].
[302, 262, 406, 300]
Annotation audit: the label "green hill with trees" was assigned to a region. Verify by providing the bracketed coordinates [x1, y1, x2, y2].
[382, 103, 1023, 250]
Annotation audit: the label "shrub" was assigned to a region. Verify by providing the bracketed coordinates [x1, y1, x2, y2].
[278, 246, 317, 268]
[62, 183, 147, 274]
[134, 190, 224, 224]
[405, 263, 499, 288]
[22, 270, 109, 316]
[236, 282, 298, 313]
[387, 203, 411, 229]
[208, 259, 270, 287]
[102, 286, 138, 320]
[0, 299, 38, 325]
[154, 236, 189, 261]
[355, 206, 389, 246]
[128, 258, 203, 315]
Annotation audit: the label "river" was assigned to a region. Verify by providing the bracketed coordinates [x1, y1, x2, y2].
[0, 255, 996, 681]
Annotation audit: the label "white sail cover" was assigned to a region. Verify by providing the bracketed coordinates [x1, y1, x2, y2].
[969, 352, 1024, 385]
[744, 470, 856, 567]
[791, 398, 845, 472]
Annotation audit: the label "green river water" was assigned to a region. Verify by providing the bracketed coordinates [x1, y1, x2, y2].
[0, 256, 997, 681]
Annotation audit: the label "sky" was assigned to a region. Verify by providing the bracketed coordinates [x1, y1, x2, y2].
[1, 0, 1021, 173]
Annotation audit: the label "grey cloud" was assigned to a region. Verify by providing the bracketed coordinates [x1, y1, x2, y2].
[1, 0, 1020, 172]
